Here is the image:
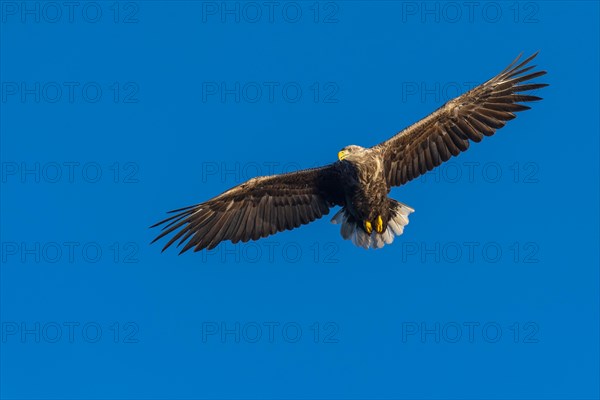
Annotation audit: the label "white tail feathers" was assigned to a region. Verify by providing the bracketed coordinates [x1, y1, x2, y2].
[331, 201, 414, 249]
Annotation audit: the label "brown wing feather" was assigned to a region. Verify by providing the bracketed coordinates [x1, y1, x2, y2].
[151, 165, 345, 253]
[375, 52, 548, 187]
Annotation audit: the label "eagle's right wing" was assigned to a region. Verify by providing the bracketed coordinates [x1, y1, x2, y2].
[151, 165, 345, 253]
[375, 52, 548, 187]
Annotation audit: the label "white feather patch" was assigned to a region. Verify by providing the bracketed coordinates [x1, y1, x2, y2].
[331, 203, 415, 250]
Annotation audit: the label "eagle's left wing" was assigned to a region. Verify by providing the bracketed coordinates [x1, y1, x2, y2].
[374, 52, 548, 187]
[151, 165, 345, 254]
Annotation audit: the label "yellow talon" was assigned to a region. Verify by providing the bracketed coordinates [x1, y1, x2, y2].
[364, 220, 372, 234]
[375, 215, 383, 233]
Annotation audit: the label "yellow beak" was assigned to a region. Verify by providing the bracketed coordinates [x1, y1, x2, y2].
[338, 150, 346, 161]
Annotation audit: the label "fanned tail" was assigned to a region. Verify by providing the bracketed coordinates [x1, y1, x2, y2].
[331, 200, 414, 249]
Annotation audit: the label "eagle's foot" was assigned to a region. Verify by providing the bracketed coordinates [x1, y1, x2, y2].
[364, 220, 372, 234]
[375, 215, 383, 233]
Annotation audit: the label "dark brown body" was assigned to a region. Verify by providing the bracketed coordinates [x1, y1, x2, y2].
[338, 148, 391, 232]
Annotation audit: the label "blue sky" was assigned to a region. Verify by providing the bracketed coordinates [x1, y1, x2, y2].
[1, 1, 599, 399]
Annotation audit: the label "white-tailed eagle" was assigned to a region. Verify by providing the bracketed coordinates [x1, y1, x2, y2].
[152, 53, 547, 252]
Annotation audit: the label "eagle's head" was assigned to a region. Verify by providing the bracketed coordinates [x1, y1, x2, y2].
[338, 145, 366, 161]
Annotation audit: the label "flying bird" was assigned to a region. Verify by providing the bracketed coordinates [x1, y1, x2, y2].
[152, 52, 547, 252]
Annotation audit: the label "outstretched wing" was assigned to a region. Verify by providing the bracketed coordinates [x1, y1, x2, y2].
[151, 165, 345, 253]
[375, 52, 548, 187]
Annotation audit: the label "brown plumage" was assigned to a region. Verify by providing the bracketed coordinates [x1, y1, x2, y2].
[151, 167, 346, 253]
[152, 52, 547, 252]
[374, 52, 547, 186]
